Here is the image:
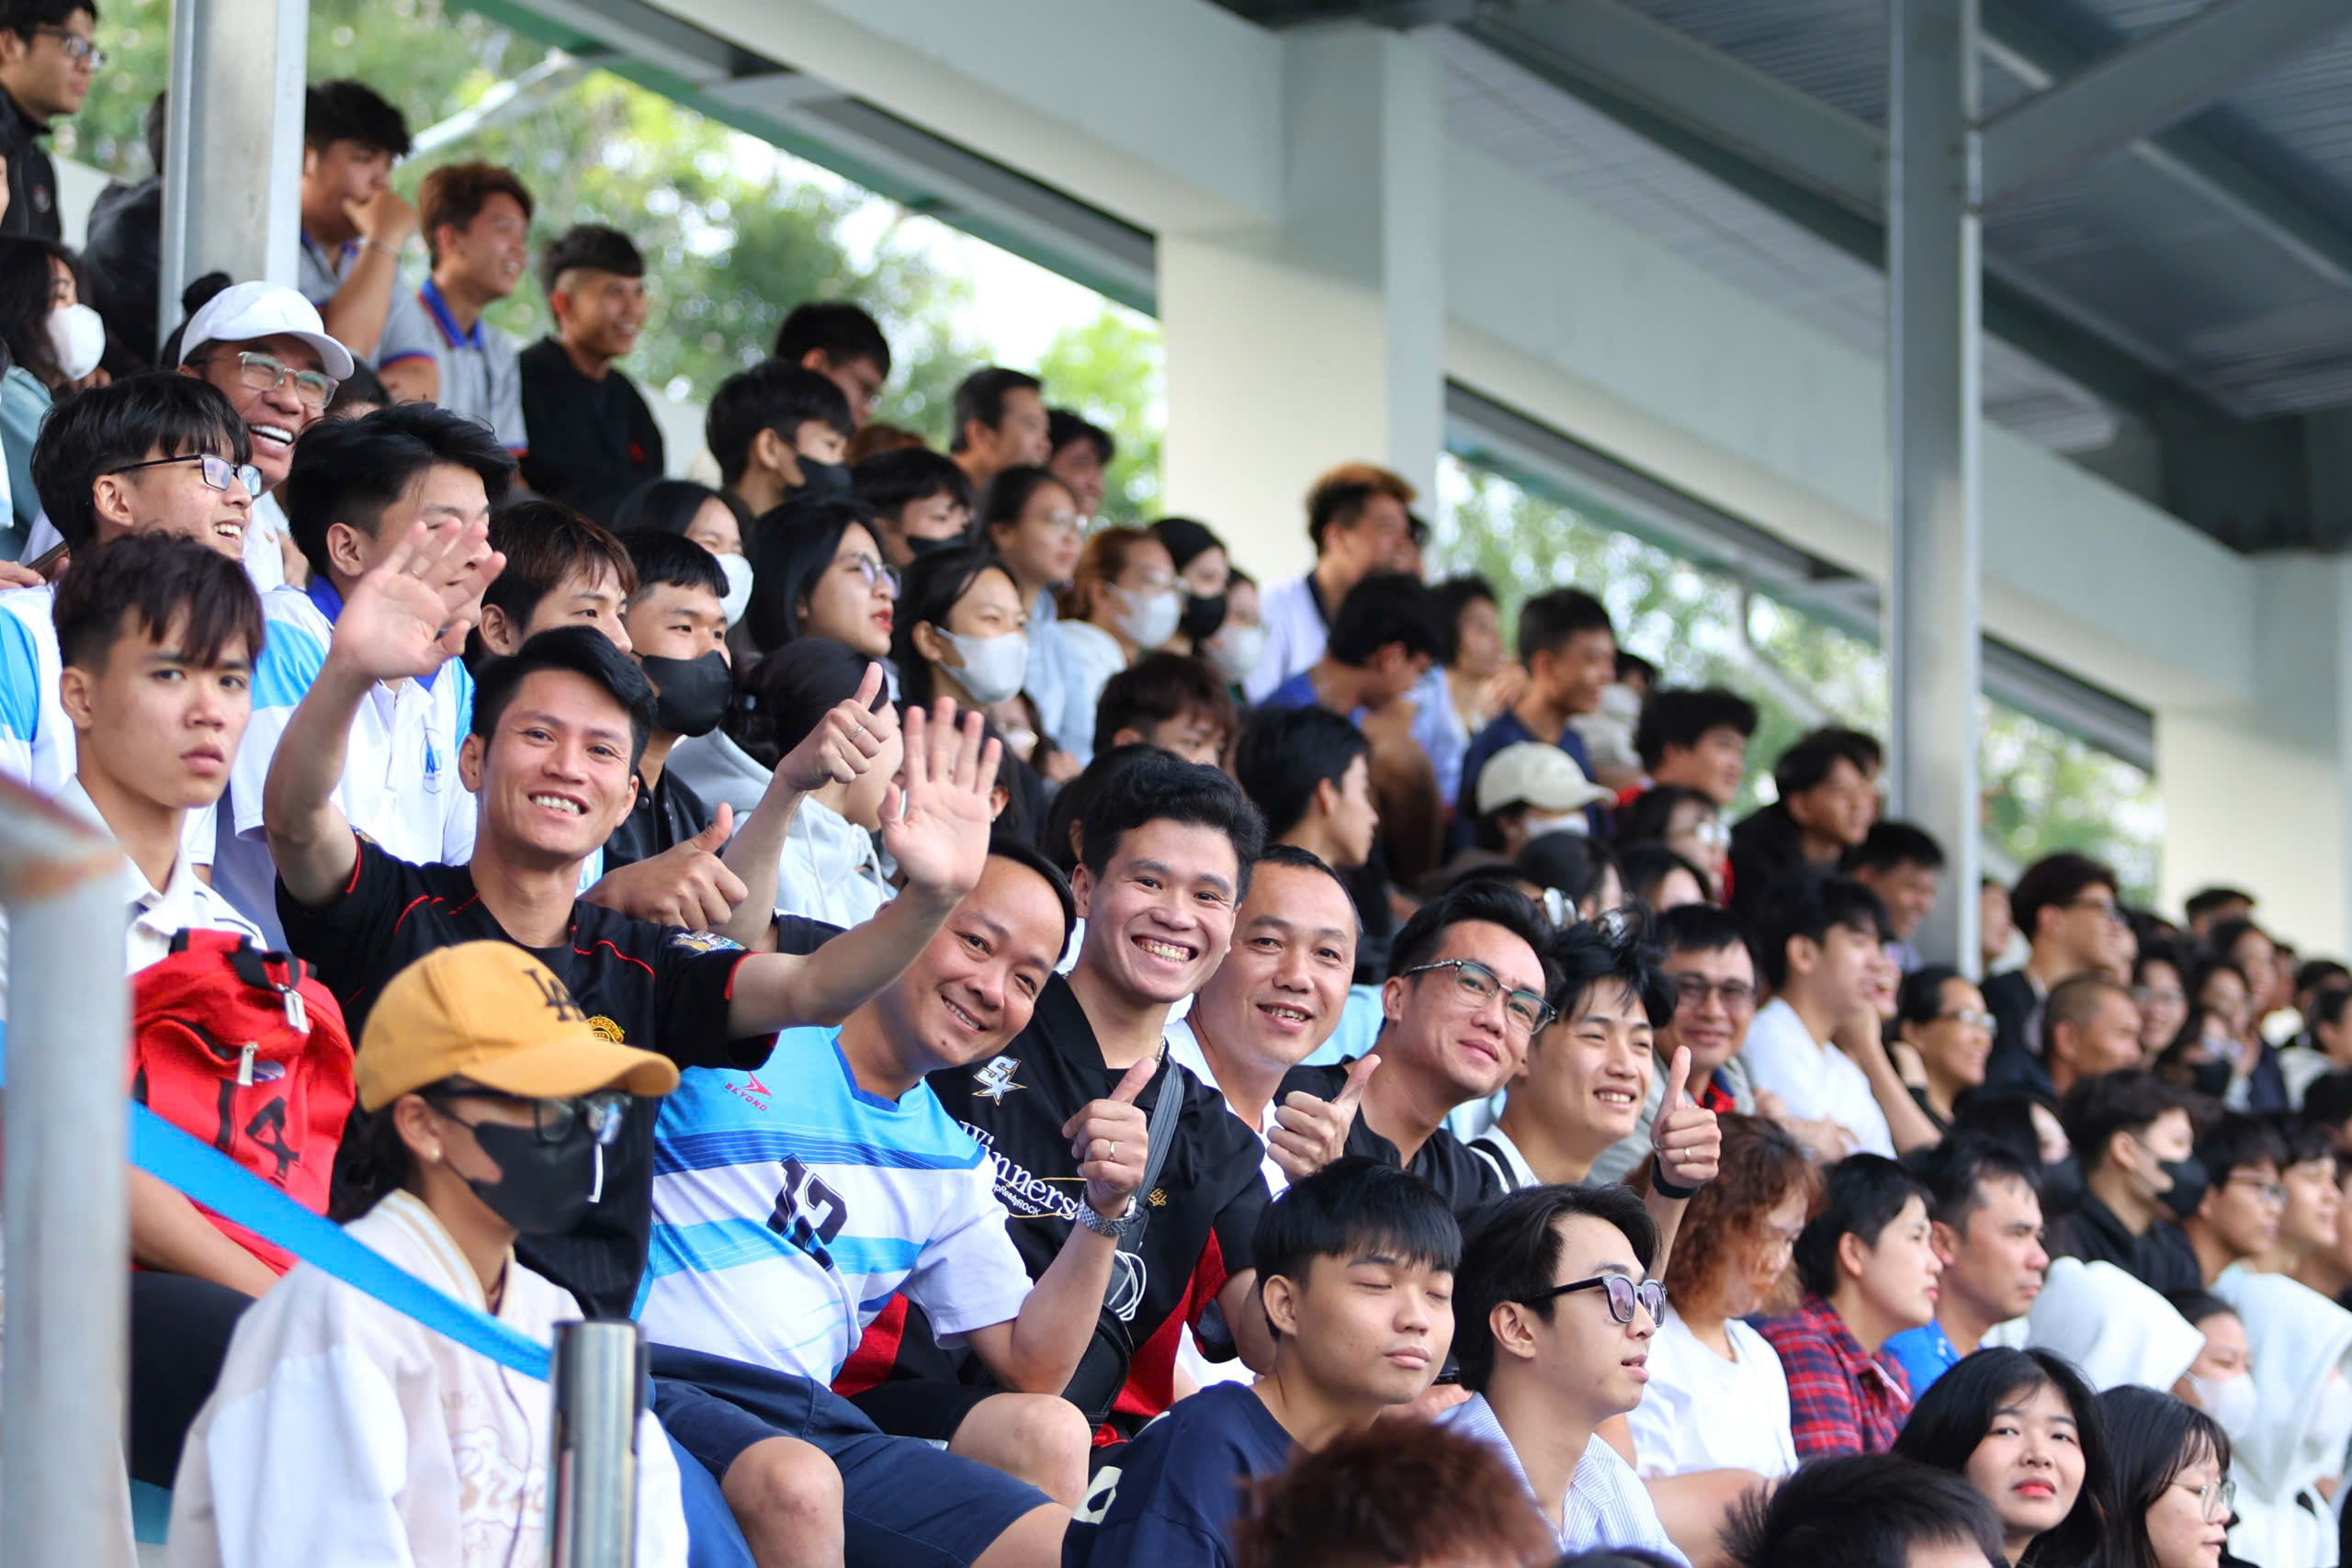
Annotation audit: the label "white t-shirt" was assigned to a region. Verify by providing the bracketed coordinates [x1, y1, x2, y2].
[1244, 573, 1327, 705]
[1737, 998, 1895, 1157]
[774, 795, 891, 930]
[1629, 1306, 1800, 1479]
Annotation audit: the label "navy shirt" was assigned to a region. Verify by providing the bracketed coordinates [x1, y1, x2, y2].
[1069, 1382, 1293, 1568]
[1455, 709, 1610, 837]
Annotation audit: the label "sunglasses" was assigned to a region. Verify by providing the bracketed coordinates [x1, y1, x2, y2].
[1523, 1273, 1666, 1326]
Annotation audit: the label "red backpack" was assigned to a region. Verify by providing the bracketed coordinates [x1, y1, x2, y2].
[130, 930, 356, 1276]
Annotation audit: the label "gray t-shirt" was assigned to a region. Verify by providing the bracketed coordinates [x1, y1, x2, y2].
[376, 277, 526, 451]
[296, 231, 430, 373]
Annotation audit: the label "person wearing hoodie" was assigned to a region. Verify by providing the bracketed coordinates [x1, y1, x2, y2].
[2023, 1258, 2205, 1396]
[2211, 1268, 2352, 1568]
[2162, 1291, 2257, 1455]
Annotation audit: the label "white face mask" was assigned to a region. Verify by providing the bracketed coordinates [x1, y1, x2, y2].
[2307, 1371, 2352, 1461]
[46, 302, 104, 382]
[715, 552, 754, 628]
[1115, 587, 1182, 650]
[1521, 809, 1590, 839]
[936, 627, 1029, 706]
[2187, 1371, 2256, 1444]
[1206, 622, 1268, 683]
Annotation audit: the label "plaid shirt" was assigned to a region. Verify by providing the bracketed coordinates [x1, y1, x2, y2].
[1752, 1296, 1914, 1459]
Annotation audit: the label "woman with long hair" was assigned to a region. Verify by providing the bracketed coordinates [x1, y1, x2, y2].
[1052, 525, 1178, 759]
[742, 491, 899, 660]
[0, 235, 97, 537]
[1893, 1347, 2113, 1568]
[2097, 1385, 2235, 1568]
[1627, 1113, 1820, 1480]
[1897, 964, 1996, 1133]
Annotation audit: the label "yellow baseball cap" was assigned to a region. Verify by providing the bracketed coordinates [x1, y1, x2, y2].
[356, 942, 682, 1111]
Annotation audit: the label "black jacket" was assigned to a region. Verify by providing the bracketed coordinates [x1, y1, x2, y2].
[0, 86, 60, 241]
[2047, 1192, 2201, 1294]
[82, 176, 160, 366]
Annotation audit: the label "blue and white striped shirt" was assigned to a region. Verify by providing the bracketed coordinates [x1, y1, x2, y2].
[639, 1025, 1033, 1382]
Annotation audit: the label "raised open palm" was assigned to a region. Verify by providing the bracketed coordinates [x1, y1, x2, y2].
[880, 697, 1001, 902]
[333, 520, 503, 682]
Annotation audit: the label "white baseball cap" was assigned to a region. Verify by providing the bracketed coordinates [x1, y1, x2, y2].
[1476, 740, 1613, 818]
[176, 281, 356, 381]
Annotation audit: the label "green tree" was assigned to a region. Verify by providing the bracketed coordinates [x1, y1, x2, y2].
[1035, 308, 1163, 519]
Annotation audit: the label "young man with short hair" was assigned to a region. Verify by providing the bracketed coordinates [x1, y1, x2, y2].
[517, 224, 663, 523]
[2048, 1067, 2204, 1292]
[175, 278, 357, 591]
[1634, 687, 1757, 807]
[296, 80, 424, 373]
[707, 360, 856, 518]
[775, 299, 890, 428]
[881, 750, 1276, 1440]
[1726, 1453, 2005, 1568]
[214, 405, 514, 941]
[1983, 850, 2126, 1080]
[1278, 881, 1555, 1211]
[1849, 820, 1946, 972]
[2, 373, 257, 806]
[1046, 408, 1113, 520]
[1437, 1183, 1688, 1562]
[2180, 1111, 2287, 1285]
[1754, 1154, 1944, 1458]
[1882, 1138, 2050, 1396]
[1258, 570, 1447, 720]
[1092, 651, 1237, 768]
[2042, 973, 2144, 1099]
[949, 367, 1049, 491]
[854, 445, 974, 567]
[2265, 1116, 2341, 1281]
[1070, 1159, 1460, 1568]
[474, 497, 636, 658]
[2185, 885, 2255, 940]
[642, 845, 1140, 1556]
[1741, 874, 1904, 1160]
[1246, 462, 1417, 705]
[0, 0, 93, 240]
[379, 159, 535, 446]
[1457, 588, 1619, 840]
[1232, 704, 1378, 874]
[1591, 902, 1764, 1184]
[1726, 728, 1880, 919]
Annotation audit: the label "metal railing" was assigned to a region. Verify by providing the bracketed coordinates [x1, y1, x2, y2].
[548, 1318, 649, 1568]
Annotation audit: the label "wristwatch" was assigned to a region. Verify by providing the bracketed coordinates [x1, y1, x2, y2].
[1076, 1195, 1146, 1240]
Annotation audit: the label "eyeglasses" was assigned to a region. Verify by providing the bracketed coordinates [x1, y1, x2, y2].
[839, 552, 899, 595]
[1038, 509, 1084, 536]
[35, 27, 105, 67]
[1936, 1008, 1997, 1030]
[106, 452, 263, 499]
[2171, 1476, 2236, 1523]
[429, 1089, 629, 1147]
[216, 351, 337, 411]
[2224, 1174, 2288, 1206]
[1683, 818, 1731, 851]
[1402, 958, 1555, 1034]
[1669, 975, 1757, 1010]
[1524, 1274, 1667, 1326]
[2133, 986, 2187, 1008]
[2063, 897, 2126, 926]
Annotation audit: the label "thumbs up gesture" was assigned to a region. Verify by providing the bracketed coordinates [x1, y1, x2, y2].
[1649, 1046, 1722, 1197]
[1064, 1055, 1158, 1219]
[582, 802, 748, 931]
[1267, 1053, 1380, 1185]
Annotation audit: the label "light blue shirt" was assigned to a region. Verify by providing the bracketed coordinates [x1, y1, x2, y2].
[1437, 1393, 1690, 1564]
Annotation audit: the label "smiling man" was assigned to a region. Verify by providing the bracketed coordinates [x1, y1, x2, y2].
[175, 279, 356, 592]
[1070, 1159, 1460, 1568]
[1, 374, 257, 834]
[518, 224, 662, 524]
[376, 160, 535, 448]
[1593, 904, 1763, 1185]
[1439, 1183, 1689, 1562]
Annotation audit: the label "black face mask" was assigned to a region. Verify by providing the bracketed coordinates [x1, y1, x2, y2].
[464, 1116, 606, 1236]
[794, 457, 851, 496]
[2037, 1154, 2086, 1218]
[2188, 1057, 2234, 1102]
[905, 532, 967, 563]
[1179, 591, 1227, 644]
[641, 651, 731, 739]
[2156, 1151, 2212, 1219]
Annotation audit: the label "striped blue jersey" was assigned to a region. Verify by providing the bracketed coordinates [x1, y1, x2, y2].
[639, 1025, 1033, 1383]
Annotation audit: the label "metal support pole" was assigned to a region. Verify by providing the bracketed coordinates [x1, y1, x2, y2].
[548, 1318, 647, 1568]
[0, 784, 132, 1568]
[158, 0, 309, 355]
[1888, 0, 1984, 973]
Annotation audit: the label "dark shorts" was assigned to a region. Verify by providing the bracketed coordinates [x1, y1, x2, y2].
[847, 1378, 1001, 1445]
[650, 1344, 1049, 1568]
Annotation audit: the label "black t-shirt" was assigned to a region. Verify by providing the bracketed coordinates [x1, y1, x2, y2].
[601, 766, 712, 873]
[910, 974, 1272, 1433]
[516, 337, 666, 525]
[1277, 1057, 1503, 1215]
[279, 834, 775, 1315]
[2047, 1192, 2202, 1296]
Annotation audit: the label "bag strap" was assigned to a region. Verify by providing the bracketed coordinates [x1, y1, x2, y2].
[1118, 1047, 1185, 1256]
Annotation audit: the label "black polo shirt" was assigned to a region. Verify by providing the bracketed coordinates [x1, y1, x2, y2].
[280, 833, 775, 1316]
[914, 974, 1271, 1435]
[601, 766, 713, 873]
[1277, 1057, 1503, 1215]
[517, 337, 665, 525]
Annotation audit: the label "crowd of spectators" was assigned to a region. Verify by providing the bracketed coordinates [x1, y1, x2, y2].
[0, 15, 2345, 1568]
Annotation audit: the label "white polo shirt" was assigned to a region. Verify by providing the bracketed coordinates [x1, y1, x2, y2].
[1737, 997, 1895, 1157]
[1244, 572, 1328, 705]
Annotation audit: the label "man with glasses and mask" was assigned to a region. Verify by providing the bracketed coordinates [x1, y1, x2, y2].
[1438, 1183, 1688, 1562]
[0, 0, 96, 240]
[175, 278, 356, 591]
[1593, 903, 1763, 1184]
[1278, 880, 1558, 1213]
[1984, 852, 2126, 1088]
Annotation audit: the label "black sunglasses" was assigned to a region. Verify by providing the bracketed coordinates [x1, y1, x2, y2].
[1522, 1274, 1666, 1325]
